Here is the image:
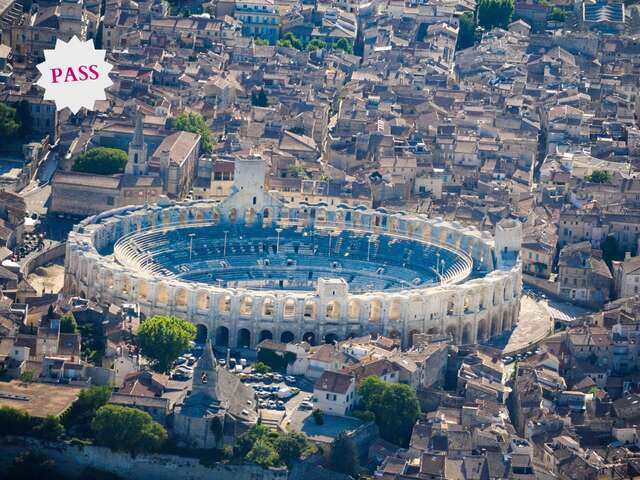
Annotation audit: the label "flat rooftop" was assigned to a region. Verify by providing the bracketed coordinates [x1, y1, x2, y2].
[0, 380, 82, 417]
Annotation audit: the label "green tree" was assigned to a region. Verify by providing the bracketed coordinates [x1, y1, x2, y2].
[91, 404, 167, 453]
[251, 88, 269, 107]
[334, 38, 354, 54]
[329, 432, 359, 477]
[254, 37, 270, 46]
[307, 39, 327, 51]
[19, 370, 35, 383]
[137, 315, 195, 372]
[272, 432, 308, 468]
[15, 100, 33, 139]
[32, 415, 65, 441]
[252, 361, 271, 374]
[170, 112, 214, 153]
[358, 377, 421, 446]
[233, 425, 270, 457]
[246, 438, 280, 467]
[0, 102, 20, 140]
[73, 147, 128, 175]
[477, 0, 514, 30]
[60, 312, 78, 333]
[0, 406, 34, 435]
[312, 409, 324, 425]
[277, 32, 303, 50]
[550, 6, 566, 21]
[63, 385, 112, 437]
[457, 11, 477, 50]
[587, 170, 611, 183]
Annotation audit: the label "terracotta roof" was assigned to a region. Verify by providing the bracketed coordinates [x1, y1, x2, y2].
[315, 370, 353, 394]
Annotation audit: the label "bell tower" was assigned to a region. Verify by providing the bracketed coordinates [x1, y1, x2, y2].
[125, 109, 148, 176]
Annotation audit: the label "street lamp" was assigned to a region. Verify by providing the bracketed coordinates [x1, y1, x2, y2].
[275, 228, 282, 255]
[188, 233, 196, 261]
[223, 230, 229, 258]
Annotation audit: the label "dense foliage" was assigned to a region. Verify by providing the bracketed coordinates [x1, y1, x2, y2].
[457, 11, 477, 50]
[60, 312, 78, 334]
[329, 432, 359, 477]
[587, 170, 611, 184]
[6, 451, 65, 480]
[477, 0, 514, 30]
[232, 425, 314, 468]
[72, 147, 128, 175]
[137, 315, 196, 372]
[170, 112, 214, 153]
[278, 32, 303, 50]
[357, 376, 421, 446]
[62, 385, 112, 437]
[91, 404, 167, 454]
[251, 88, 269, 107]
[256, 347, 296, 371]
[0, 100, 33, 143]
[0, 406, 64, 441]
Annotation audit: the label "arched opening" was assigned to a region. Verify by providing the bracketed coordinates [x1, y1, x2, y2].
[324, 332, 339, 344]
[502, 311, 510, 331]
[240, 296, 254, 317]
[389, 299, 402, 321]
[326, 301, 340, 320]
[212, 209, 220, 224]
[490, 316, 499, 337]
[477, 318, 487, 342]
[347, 300, 360, 321]
[176, 288, 188, 308]
[262, 298, 274, 317]
[139, 281, 149, 302]
[121, 276, 130, 295]
[259, 330, 273, 343]
[463, 296, 472, 314]
[303, 332, 316, 345]
[215, 326, 229, 347]
[197, 291, 210, 311]
[447, 296, 455, 316]
[229, 208, 237, 223]
[79, 290, 87, 299]
[237, 328, 251, 349]
[461, 323, 473, 344]
[369, 300, 382, 322]
[283, 298, 296, 318]
[280, 331, 294, 343]
[426, 327, 439, 335]
[303, 300, 316, 319]
[196, 324, 208, 343]
[218, 295, 231, 313]
[157, 284, 169, 305]
[445, 325, 457, 341]
[245, 208, 256, 225]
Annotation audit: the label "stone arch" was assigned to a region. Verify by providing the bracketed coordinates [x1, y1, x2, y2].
[426, 327, 440, 335]
[447, 295, 456, 315]
[389, 298, 402, 321]
[237, 328, 251, 349]
[262, 297, 275, 318]
[347, 300, 360, 321]
[409, 296, 423, 319]
[326, 301, 340, 320]
[303, 299, 317, 319]
[212, 209, 220, 224]
[461, 323, 473, 344]
[388, 329, 401, 340]
[324, 332, 339, 344]
[490, 315, 499, 337]
[283, 298, 296, 318]
[218, 294, 231, 313]
[175, 288, 188, 308]
[303, 331, 316, 345]
[245, 208, 256, 225]
[281, 331, 295, 343]
[197, 290, 210, 311]
[502, 310, 510, 331]
[139, 280, 150, 302]
[196, 324, 208, 343]
[215, 326, 229, 347]
[229, 208, 238, 223]
[240, 296, 254, 317]
[259, 330, 273, 343]
[477, 317, 488, 342]
[157, 283, 169, 305]
[369, 299, 382, 322]
[445, 324, 457, 341]
[463, 294, 473, 314]
[121, 276, 131, 295]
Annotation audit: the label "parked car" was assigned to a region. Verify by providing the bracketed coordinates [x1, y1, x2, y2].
[299, 401, 314, 410]
[285, 376, 297, 384]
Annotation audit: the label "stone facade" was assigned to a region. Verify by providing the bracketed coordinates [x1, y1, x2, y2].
[64, 158, 523, 349]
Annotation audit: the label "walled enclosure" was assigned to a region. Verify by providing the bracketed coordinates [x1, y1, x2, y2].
[64, 159, 522, 349]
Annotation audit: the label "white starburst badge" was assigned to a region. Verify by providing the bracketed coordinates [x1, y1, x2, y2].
[36, 36, 114, 114]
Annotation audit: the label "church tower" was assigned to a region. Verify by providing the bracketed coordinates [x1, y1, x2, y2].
[193, 339, 218, 399]
[125, 110, 148, 176]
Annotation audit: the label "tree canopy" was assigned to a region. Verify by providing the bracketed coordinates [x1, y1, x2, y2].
[0, 406, 64, 441]
[357, 376, 421, 446]
[0, 103, 20, 140]
[72, 147, 128, 175]
[62, 385, 112, 437]
[477, 0, 514, 30]
[170, 111, 214, 153]
[251, 88, 269, 107]
[278, 32, 303, 50]
[601, 233, 623, 268]
[91, 404, 167, 454]
[60, 312, 78, 334]
[587, 170, 611, 184]
[329, 432, 359, 477]
[334, 38, 354, 54]
[457, 11, 477, 50]
[232, 425, 314, 468]
[137, 315, 196, 372]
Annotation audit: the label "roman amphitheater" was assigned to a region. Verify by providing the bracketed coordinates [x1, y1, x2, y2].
[64, 157, 523, 349]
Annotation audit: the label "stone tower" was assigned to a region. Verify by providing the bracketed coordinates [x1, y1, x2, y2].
[193, 339, 218, 398]
[125, 110, 148, 176]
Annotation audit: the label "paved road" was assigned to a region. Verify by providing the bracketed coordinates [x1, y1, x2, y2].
[502, 295, 553, 355]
